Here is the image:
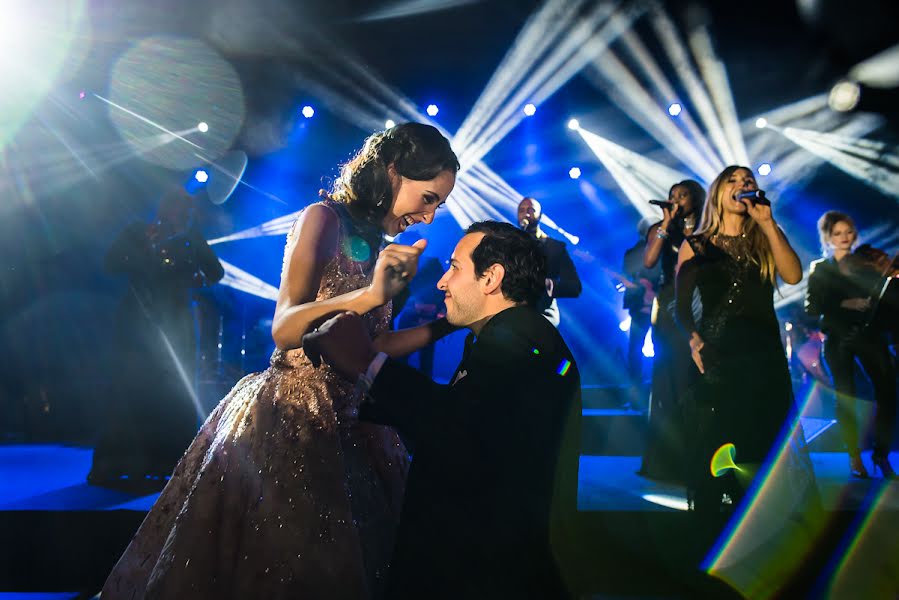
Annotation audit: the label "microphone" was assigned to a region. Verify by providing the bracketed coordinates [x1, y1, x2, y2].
[519, 218, 530, 230]
[736, 190, 770, 205]
[649, 199, 674, 210]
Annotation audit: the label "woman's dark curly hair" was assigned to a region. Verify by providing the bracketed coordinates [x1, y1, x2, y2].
[466, 221, 546, 306]
[326, 123, 459, 232]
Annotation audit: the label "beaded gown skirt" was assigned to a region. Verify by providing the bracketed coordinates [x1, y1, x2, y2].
[102, 203, 409, 599]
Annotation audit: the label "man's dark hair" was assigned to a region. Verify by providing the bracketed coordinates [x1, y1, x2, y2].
[466, 221, 546, 306]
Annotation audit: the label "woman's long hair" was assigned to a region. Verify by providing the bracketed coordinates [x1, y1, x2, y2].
[326, 123, 459, 233]
[695, 165, 776, 284]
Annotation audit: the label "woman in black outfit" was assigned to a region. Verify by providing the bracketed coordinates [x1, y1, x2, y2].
[805, 211, 896, 478]
[638, 180, 704, 481]
[676, 166, 812, 514]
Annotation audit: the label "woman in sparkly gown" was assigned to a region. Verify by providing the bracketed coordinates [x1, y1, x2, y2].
[675, 166, 811, 516]
[102, 123, 459, 599]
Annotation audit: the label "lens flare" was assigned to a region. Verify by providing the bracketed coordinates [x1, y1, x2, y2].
[711, 443, 740, 477]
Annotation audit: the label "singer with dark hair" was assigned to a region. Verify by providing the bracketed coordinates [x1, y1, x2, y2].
[675, 166, 814, 516]
[805, 211, 897, 478]
[102, 122, 460, 599]
[638, 180, 704, 481]
[517, 197, 582, 327]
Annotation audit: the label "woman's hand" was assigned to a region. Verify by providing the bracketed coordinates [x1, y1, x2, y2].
[689, 331, 705, 374]
[742, 198, 774, 226]
[841, 297, 872, 311]
[367, 239, 427, 306]
[661, 203, 679, 229]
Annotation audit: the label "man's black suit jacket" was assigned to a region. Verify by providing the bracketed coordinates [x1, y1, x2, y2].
[535, 236, 582, 326]
[361, 305, 581, 599]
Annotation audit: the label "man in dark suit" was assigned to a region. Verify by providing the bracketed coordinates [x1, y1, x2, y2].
[517, 197, 582, 327]
[304, 221, 581, 599]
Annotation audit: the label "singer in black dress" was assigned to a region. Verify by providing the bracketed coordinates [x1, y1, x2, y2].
[675, 166, 814, 515]
[639, 180, 704, 481]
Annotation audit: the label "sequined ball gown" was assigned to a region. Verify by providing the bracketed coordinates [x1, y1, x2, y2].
[102, 200, 410, 599]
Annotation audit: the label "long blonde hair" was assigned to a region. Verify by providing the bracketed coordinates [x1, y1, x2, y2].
[695, 165, 776, 284]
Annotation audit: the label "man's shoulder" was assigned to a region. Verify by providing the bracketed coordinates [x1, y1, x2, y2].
[476, 307, 575, 366]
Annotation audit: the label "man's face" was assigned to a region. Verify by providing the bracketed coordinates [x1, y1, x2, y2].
[437, 232, 487, 328]
[517, 198, 541, 230]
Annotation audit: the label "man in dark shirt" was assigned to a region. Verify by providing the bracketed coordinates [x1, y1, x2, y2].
[517, 197, 582, 327]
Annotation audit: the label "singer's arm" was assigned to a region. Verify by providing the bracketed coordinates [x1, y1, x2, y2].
[760, 221, 802, 284]
[643, 223, 666, 268]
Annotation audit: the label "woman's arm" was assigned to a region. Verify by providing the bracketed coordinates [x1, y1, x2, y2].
[271, 204, 382, 351]
[643, 223, 666, 268]
[744, 202, 802, 284]
[373, 318, 460, 358]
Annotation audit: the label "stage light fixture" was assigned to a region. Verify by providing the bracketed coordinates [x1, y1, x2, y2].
[567, 118, 580, 131]
[426, 104, 439, 116]
[755, 117, 767, 129]
[301, 105, 315, 118]
[385, 119, 396, 128]
[194, 169, 209, 183]
[757, 163, 772, 176]
[667, 102, 682, 116]
[523, 103, 536, 116]
[198, 121, 209, 133]
[568, 167, 581, 179]
[828, 80, 861, 112]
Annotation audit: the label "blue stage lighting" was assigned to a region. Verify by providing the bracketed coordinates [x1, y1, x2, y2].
[302, 105, 315, 118]
[568, 167, 581, 179]
[567, 118, 580, 131]
[523, 103, 536, 116]
[194, 169, 209, 183]
[757, 163, 772, 176]
[385, 119, 396, 128]
[668, 103, 682, 117]
[426, 104, 439, 117]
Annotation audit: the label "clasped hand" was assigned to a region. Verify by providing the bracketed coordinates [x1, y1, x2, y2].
[367, 239, 428, 305]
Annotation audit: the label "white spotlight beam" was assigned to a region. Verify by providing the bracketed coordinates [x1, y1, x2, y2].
[617, 29, 723, 173]
[460, 3, 632, 168]
[776, 122, 899, 199]
[849, 42, 899, 88]
[218, 259, 280, 301]
[650, 7, 735, 165]
[453, 0, 587, 151]
[208, 211, 301, 245]
[583, 54, 719, 181]
[688, 24, 750, 165]
[577, 127, 691, 219]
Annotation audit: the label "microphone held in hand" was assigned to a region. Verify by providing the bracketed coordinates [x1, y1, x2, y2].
[649, 199, 674, 210]
[519, 218, 530, 230]
[736, 190, 769, 205]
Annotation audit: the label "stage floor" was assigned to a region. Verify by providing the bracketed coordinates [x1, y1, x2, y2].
[1, 444, 895, 513]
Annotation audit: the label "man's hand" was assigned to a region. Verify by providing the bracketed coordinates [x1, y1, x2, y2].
[302, 312, 377, 380]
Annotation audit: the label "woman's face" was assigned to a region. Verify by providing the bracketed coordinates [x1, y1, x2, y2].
[381, 168, 456, 236]
[828, 220, 857, 252]
[719, 168, 758, 215]
[668, 184, 694, 215]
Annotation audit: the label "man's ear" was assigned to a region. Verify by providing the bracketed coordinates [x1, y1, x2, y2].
[479, 263, 505, 295]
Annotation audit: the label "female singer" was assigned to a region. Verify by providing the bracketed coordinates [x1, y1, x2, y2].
[805, 211, 896, 478]
[675, 166, 811, 513]
[638, 180, 704, 481]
